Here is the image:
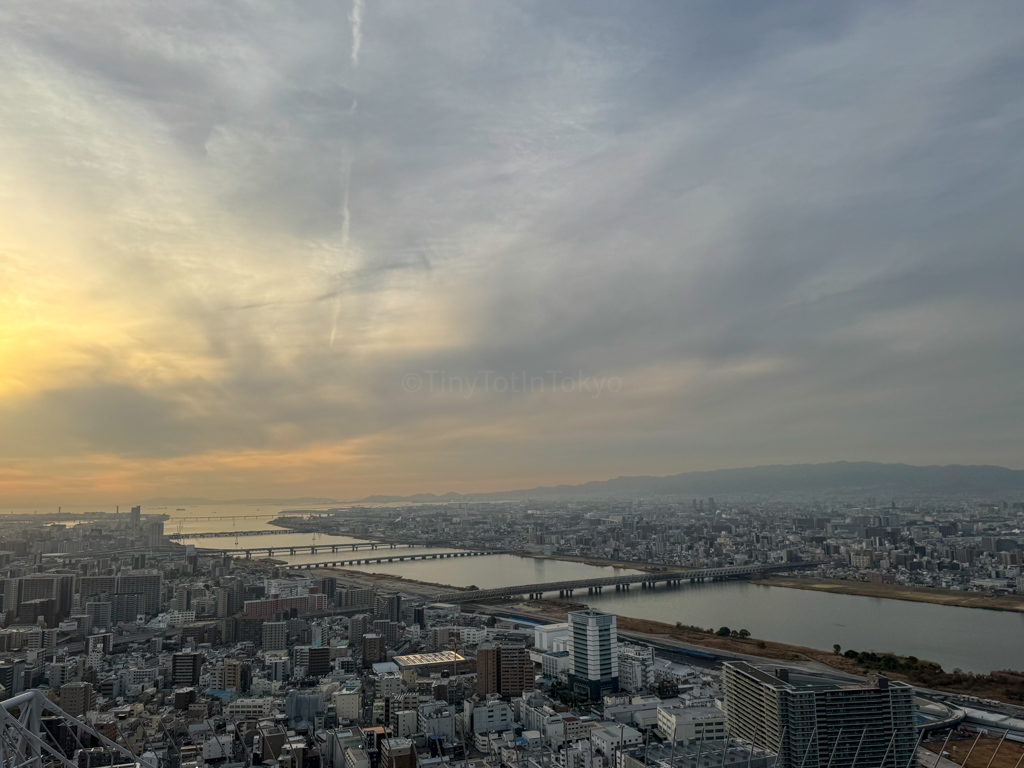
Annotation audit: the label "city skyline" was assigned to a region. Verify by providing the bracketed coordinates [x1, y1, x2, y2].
[3, 1, 1024, 505]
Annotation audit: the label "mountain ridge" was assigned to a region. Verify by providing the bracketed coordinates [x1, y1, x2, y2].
[135, 462, 1024, 506]
[356, 461, 1024, 501]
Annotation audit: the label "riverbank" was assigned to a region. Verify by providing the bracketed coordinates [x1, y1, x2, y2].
[756, 576, 1024, 613]
[515, 552, 662, 572]
[512, 597, 1024, 705]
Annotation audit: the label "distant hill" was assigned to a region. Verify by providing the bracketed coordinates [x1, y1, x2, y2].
[357, 462, 1024, 502]
[359, 492, 470, 503]
[138, 463, 1024, 508]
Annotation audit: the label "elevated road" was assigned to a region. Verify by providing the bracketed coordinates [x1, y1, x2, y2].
[432, 563, 804, 603]
[288, 550, 503, 570]
[171, 529, 290, 539]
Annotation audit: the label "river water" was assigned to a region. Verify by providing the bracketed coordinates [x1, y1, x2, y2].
[43, 505, 1024, 675]
[270, 545, 1023, 674]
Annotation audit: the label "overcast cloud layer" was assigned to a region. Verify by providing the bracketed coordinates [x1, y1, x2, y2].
[2, 0, 1023, 505]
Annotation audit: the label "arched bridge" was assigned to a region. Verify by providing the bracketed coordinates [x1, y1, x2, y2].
[432, 563, 803, 603]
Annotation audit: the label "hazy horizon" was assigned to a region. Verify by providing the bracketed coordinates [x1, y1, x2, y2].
[3, 1, 1024, 506]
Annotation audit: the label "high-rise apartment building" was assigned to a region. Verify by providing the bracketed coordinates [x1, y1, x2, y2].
[722, 662, 916, 768]
[2, 575, 75, 623]
[171, 653, 202, 687]
[117, 571, 162, 616]
[85, 601, 112, 632]
[339, 587, 375, 610]
[223, 659, 248, 691]
[294, 645, 332, 677]
[146, 519, 165, 547]
[476, 642, 534, 698]
[80, 572, 162, 617]
[348, 614, 371, 646]
[363, 633, 387, 667]
[60, 681, 95, 716]
[262, 621, 288, 652]
[567, 610, 619, 700]
[618, 642, 655, 694]
[375, 592, 402, 623]
[373, 619, 402, 646]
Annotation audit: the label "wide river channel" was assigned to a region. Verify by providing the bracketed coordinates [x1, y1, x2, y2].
[160, 507, 1024, 675]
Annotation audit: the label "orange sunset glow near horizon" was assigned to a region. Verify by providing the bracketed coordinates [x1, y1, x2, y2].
[3, 1, 1024, 507]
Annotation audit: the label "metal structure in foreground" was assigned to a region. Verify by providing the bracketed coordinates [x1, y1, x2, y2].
[0, 690, 142, 768]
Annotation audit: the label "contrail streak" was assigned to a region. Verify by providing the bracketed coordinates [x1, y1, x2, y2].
[330, 152, 354, 346]
[349, 0, 364, 67]
[330, 0, 365, 345]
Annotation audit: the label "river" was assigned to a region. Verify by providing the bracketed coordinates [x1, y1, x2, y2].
[55, 506, 1024, 675]
[277, 550, 1023, 675]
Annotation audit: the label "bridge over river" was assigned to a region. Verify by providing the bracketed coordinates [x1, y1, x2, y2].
[285, 550, 502, 569]
[195, 541, 427, 557]
[431, 563, 804, 603]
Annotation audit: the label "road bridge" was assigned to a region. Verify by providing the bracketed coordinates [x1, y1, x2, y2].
[171, 529, 289, 539]
[431, 563, 803, 603]
[287, 550, 503, 570]
[166, 513, 283, 522]
[197, 541, 424, 557]
[46, 546, 183, 559]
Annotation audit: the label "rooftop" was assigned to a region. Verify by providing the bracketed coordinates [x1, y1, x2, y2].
[393, 651, 467, 667]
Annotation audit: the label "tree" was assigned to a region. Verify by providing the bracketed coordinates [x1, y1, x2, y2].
[716, 627, 731, 637]
[739, 629, 751, 639]
[833, 644, 842, 655]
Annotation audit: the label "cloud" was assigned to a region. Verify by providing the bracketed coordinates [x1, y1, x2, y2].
[1, 0, 1023, 503]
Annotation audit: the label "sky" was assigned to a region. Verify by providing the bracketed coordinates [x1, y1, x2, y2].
[2, 0, 1023, 506]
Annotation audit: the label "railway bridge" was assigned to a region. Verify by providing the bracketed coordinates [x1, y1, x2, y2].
[197, 541, 424, 557]
[288, 550, 504, 570]
[432, 563, 803, 603]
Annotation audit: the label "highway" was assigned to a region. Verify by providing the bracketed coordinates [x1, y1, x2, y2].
[431, 562, 804, 603]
